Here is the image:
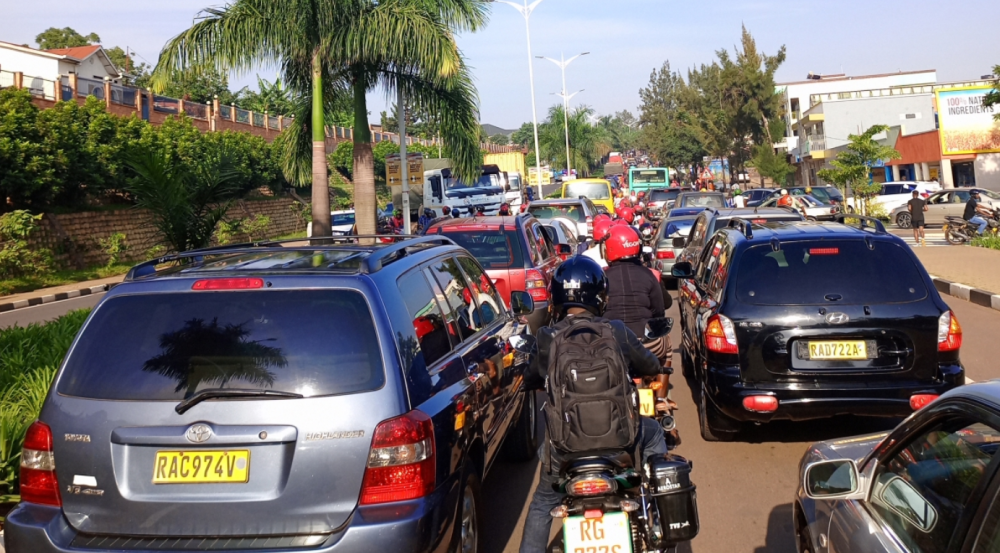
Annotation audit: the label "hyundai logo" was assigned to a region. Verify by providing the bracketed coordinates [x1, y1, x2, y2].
[185, 424, 213, 443]
[825, 312, 850, 325]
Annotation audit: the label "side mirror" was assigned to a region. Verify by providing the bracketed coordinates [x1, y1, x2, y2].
[507, 333, 537, 354]
[645, 317, 673, 339]
[671, 261, 694, 279]
[510, 290, 535, 316]
[555, 243, 572, 256]
[672, 237, 687, 249]
[804, 460, 860, 499]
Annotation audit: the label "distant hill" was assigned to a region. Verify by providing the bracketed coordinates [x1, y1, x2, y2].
[481, 124, 515, 137]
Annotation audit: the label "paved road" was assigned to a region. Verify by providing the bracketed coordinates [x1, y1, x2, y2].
[0, 294, 103, 329]
[480, 293, 1000, 553]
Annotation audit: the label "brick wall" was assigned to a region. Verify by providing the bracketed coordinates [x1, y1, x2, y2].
[31, 197, 310, 268]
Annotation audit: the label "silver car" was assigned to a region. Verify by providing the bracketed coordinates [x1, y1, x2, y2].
[653, 215, 698, 285]
[760, 194, 839, 221]
[795, 381, 1000, 553]
[891, 187, 1000, 228]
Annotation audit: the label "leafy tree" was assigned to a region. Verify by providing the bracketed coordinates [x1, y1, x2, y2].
[488, 133, 509, 146]
[105, 46, 152, 88]
[381, 101, 441, 140]
[749, 144, 794, 186]
[156, 67, 239, 105]
[35, 27, 99, 50]
[511, 122, 535, 147]
[126, 148, 243, 253]
[638, 61, 705, 173]
[234, 76, 296, 117]
[538, 104, 603, 176]
[817, 124, 901, 216]
[985, 65, 1000, 122]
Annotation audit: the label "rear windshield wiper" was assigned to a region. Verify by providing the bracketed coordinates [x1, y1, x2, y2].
[175, 389, 304, 414]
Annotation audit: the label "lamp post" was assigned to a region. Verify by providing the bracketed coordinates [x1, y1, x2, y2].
[493, 0, 545, 200]
[538, 52, 588, 177]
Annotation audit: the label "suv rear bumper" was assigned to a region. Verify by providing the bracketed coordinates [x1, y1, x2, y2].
[705, 363, 965, 423]
[5, 478, 462, 553]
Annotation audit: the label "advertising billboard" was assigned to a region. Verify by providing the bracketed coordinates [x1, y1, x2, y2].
[936, 86, 1000, 155]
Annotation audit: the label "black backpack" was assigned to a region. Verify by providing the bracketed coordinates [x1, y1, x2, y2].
[544, 317, 639, 453]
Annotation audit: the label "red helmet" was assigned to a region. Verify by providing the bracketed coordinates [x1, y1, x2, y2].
[594, 213, 612, 225]
[413, 316, 436, 340]
[618, 206, 636, 224]
[637, 191, 646, 199]
[612, 218, 629, 226]
[605, 225, 642, 263]
[593, 218, 614, 242]
[635, 202, 645, 213]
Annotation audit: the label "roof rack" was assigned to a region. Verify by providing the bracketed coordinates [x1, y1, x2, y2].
[727, 217, 754, 239]
[834, 214, 887, 234]
[124, 234, 457, 281]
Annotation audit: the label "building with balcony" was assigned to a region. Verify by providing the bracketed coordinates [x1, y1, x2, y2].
[775, 69, 937, 153]
[0, 41, 120, 97]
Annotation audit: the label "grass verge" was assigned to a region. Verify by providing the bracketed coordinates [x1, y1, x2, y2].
[0, 264, 131, 297]
[972, 235, 1000, 250]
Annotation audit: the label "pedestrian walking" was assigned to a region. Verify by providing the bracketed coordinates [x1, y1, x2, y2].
[907, 190, 929, 247]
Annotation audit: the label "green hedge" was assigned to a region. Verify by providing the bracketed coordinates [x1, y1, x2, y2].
[0, 309, 90, 500]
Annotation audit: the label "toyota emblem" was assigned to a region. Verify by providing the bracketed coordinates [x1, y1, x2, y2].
[825, 312, 849, 325]
[185, 424, 212, 443]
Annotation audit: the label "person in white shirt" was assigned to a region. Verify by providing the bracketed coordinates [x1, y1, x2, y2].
[582, 218, 612, 268]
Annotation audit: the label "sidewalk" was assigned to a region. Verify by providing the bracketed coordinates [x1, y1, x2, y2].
[913, 246, 1000, 295]
[0, 274, 124, 312]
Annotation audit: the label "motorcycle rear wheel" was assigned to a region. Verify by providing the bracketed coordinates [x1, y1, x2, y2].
[945, 227, 968, 245]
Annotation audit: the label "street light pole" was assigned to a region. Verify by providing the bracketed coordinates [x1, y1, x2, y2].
[538, 52, 588, 177]
[494, 0, 545, 201]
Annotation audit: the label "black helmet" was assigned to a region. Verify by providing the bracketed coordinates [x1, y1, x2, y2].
[550, 256, 608, 316]
[423, 208, 434, 217]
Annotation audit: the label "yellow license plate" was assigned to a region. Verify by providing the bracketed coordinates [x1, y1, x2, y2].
[807, 341, 867, 360]
[153, 450, 250, 484]
[563, 512, 632, 553]
[639, 389, 656, 417]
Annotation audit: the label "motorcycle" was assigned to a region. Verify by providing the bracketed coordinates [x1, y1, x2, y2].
[639, 224, 674, 311]
[944, 208, 1000, 245]
[507, 320, 699, 553]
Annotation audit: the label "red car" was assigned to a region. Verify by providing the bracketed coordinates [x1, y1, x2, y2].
[427, 215, 566, 331]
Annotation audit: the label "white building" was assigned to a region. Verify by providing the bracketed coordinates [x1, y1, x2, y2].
[775, 69, 938, 152]
[0, 41, 120, 98]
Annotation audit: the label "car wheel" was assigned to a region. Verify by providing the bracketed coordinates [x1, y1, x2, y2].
[680, 348, 694, 379]
[794, 505, 813, 553]
[895, 212, 912, 229]
[502, 390, 538, 462]
[697, 381, 737, 442]
[661, 282, 673, 310]
[452, 471, 482, 553]
[806, 216, 817, 222]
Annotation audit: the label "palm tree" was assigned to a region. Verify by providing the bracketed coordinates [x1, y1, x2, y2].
[153, 0, 487, 237]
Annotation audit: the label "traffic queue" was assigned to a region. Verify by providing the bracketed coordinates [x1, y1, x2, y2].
[4, 173, 977, 553]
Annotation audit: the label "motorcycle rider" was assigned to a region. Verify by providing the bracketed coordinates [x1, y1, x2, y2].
[964, 190, 991, 235]
[519, 256, 669, 553]
[417, 207, 435, 232]
[498, 202, 512, 216]
[776, 189, 794, 208]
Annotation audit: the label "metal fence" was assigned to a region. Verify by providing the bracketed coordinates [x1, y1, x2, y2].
[184, 102, 209, 120]
[153, 95, 179, 114]
[235, 108, 250, 124]
[77, 77, 105, 99]
[252, 112, 264, 127]
[0, 70, 13, 88]
[268, 115, 279, 130]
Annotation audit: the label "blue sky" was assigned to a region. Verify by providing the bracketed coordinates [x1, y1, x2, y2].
[2, 0, 998, 129]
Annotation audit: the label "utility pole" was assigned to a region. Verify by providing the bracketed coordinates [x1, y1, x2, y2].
[398, 87, 411, 234]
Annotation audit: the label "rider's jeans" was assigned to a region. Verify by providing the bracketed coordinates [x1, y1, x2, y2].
[970, 216, 989, 234]
[519, 417, 667, 553]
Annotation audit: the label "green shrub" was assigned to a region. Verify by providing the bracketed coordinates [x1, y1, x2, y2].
[972, 235, 1000, 250]
[98, 232, 128, 267]
[0, 309, 90, 497]
[0, 211, 52, 278]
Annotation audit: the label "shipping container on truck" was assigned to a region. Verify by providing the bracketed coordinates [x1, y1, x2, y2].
[484, 152, 527, 206]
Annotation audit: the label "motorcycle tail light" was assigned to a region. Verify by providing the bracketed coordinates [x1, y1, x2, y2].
[566, 475, 617, 497]
[584, 509, 605, 520]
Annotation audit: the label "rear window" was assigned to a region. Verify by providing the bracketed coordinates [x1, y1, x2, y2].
[58, 290, 384, 400]
[679, 194, 724, 208]
[650, 189, 679, 202]
[527, 204, 585, 222]
[662, 218, 696, 237]
[632, 170, 667, 184]
[332, 213, 356, 226]
[436, 230, 525, 269]
[710, 215, 801, 234]
[735, 240, 928, 305]
[565, 181, 611, 200]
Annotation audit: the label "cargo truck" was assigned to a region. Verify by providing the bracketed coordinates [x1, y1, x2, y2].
[484, 152, 527, 207]
[390, 158, 505, 217]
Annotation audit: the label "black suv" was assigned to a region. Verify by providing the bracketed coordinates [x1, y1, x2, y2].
[674, 208, 803, 272]
[671, 217, 964, 441]
[6, 236, 537, 553]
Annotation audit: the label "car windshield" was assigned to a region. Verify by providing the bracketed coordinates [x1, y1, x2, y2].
[509, 175, 522, 190]
[447, 172, 501, 190]
[978, 189, 1000, 200]
[57, 290, 384, 400]
[680, 194, 724, 208]
[565, 181, 611, 200]
[650, 189, 680, 202]
[527, 204, 585, 222]
[332, 213, 356, 226]
[435, 229, 525, 269]
[736, 240, 928, 305]
[632, 170, 667, 184]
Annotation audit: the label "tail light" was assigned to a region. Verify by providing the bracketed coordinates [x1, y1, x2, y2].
[586, 215, 594, 236]
[566, 475, 616, 497]
[938, 311, 962, 352]
[192, 278, 265, 290]
[910, 394, 939, 410]
[656, 250, 676, 260]
[21, 421, 61, 506]
[525, 269, 549, 302]
[360, 410, 435, 505]
[705, 314, 738, 354]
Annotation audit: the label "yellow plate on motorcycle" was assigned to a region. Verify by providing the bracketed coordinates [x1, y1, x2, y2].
[564, 512, 632, 553]
[639, 389, 656, 417]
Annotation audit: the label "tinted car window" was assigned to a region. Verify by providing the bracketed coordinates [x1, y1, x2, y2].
[457, 256, 506, 327]
[872, 418, 999, 553]
[428, 258, 479, 340]
[680, 194, 724, 208]
[565, 181, 611, 200]
[398, 269, 454, 366]
[58, 291, 384, 400]
[650, 189, 679, 202]
[435, 229, 525, 269]
[332, 213, 356, 226]
[527, 204, 585, 222]
[882, 184, 903, 195]
[735, 240, 929, 305]
[687, 214, 710, 246]
[661, 218, 696, 238]
[709, 215, 801, 235]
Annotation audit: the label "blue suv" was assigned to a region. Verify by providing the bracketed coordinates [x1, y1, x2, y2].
[7, 236, 538, 553]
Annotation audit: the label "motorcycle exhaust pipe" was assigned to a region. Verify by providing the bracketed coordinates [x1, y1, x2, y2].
[660, 415, 676, 432]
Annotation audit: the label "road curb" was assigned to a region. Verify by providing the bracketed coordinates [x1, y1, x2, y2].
[930, 275, 1000, 312]
[0, 284, 110, 314]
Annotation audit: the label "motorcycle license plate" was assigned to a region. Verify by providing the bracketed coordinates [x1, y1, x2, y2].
[639, 389, 656, 417]
[563, 512, 632, 553]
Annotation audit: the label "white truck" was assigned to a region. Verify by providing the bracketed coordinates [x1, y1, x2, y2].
[391, 159, 505, 217]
